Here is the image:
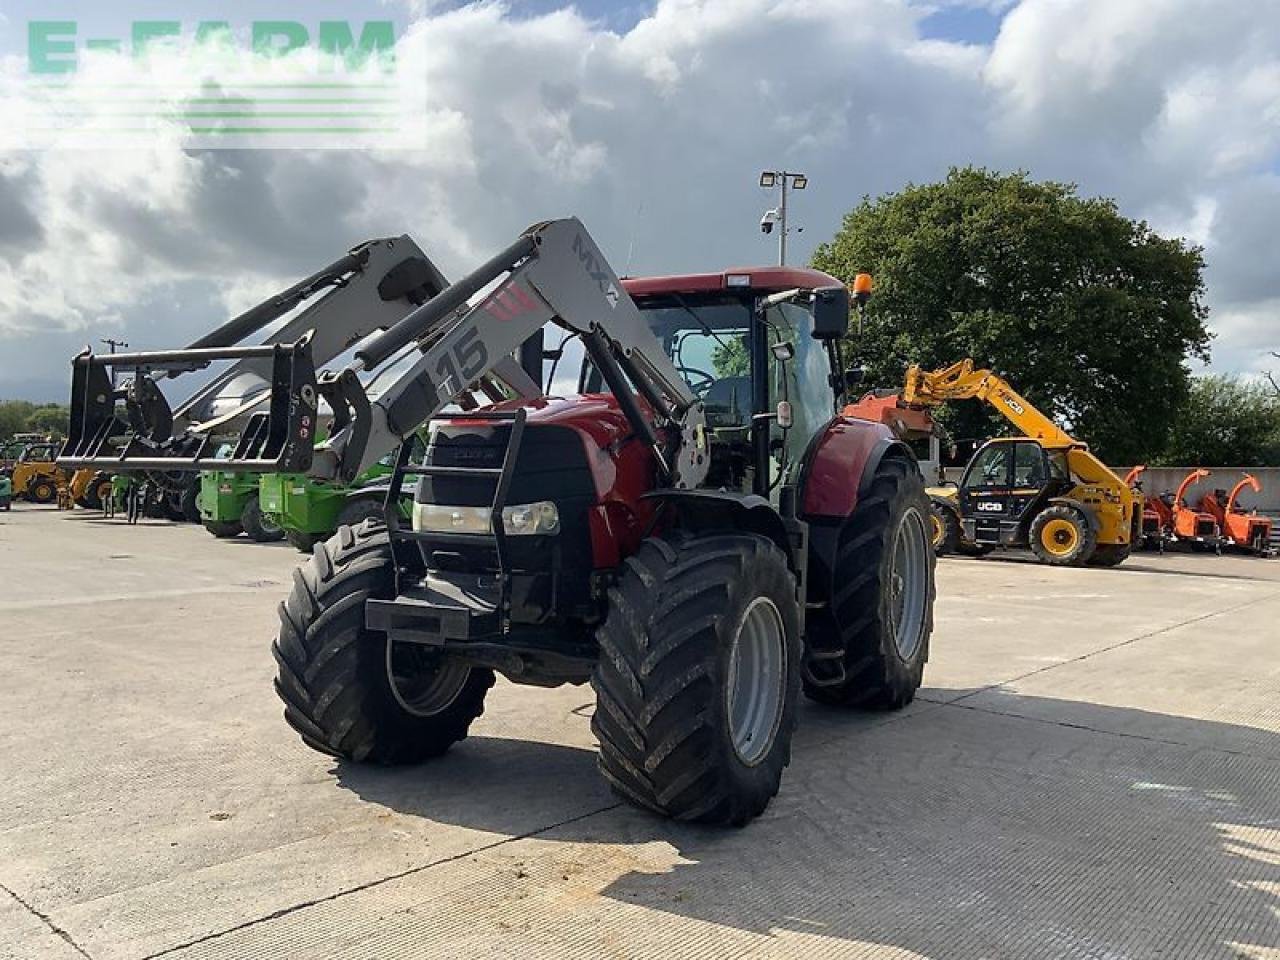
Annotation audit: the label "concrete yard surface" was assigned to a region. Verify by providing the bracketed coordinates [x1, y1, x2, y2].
[1, 505, 1278, 959]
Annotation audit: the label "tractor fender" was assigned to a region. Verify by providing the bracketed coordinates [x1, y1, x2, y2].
[797, 415, 910, 520]
[643, 489, 797, 572]
[1045, 496, 1100, 533]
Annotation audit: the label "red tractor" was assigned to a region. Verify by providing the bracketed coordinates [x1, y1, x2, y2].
[60, 219, 936, 825]
[1198, 474, 1273, 555]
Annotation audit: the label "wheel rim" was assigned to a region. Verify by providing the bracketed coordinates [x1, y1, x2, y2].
[386, 641, 470, 717]
[930, 513, 945, 547]
[725, 596, 786, 766]
[259, 510, 281, 535]
[889, 507, 929, 661]
[1041, 518, 1078, 556]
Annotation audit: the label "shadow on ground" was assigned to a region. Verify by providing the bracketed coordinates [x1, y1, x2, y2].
[335, 690, 1280, 958]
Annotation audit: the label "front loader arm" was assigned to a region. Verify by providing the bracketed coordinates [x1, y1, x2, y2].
[59, 236, 450, 474]
[320, 218, 708, 486]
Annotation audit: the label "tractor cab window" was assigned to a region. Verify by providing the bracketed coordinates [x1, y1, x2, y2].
[764, 300, 836, 486]
[636, 296, 753, 429]
[964, 443, 1011, 489]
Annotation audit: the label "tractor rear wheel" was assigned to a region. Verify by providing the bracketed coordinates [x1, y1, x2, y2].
[802, 457, 935, 710]
[273, 522, 493, 763]
[591, 532, 801, 826]
[1029, 505, 1095, 566]
[241, 495, 285, 543]
[204, 520, 243, 538]
[930, 502, 960, 556]
[286, 529, 319, 554]
[337, 497, 384, 530]
[28, 478, 57, 504]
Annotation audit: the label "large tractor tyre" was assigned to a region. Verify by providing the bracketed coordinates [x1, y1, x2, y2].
[930, 503, 961, 557]
[28, 478, 58, 504]
[337, 497, 385, 531]
[241, 495, 285, 543]
[1029, 505, 1096, 566]
[273, 522, 494, 764]
[286, 528, 319, 554]
[204, 520, 243, 539]
[802, 457, 936, 711]
[591, 532, 801, 826]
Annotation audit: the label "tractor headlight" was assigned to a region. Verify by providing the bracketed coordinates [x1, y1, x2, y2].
[412, 500, 561, 536]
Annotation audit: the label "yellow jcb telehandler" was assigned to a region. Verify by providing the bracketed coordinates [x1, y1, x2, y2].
[902, 360, 1140, 567]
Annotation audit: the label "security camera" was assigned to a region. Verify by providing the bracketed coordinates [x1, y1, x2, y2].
[760, 208, 780, 234]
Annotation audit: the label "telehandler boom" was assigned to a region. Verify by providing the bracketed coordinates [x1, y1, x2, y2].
[902, 359, 1139, 566]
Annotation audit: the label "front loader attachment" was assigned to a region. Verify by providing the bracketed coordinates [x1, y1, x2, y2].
[56, 234, 448, 477]
[61, 339, 320, 474]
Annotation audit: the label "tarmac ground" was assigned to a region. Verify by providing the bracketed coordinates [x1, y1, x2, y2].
[2, 503, 1278, 959]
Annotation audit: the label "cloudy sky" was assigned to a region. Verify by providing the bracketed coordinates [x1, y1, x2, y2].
[0, 0, 1276, 402]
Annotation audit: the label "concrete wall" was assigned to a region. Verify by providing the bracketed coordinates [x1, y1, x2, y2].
[940, 465, 1280, 513]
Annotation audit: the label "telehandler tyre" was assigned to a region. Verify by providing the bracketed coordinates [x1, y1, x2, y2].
[591, 532, 801, 826]
[1029, 505, 1095, 566]
[930, 502, 961, 557]
[241, 495, 285, 543]
[1087, 544, 1131, 567]
[802, 457, 935, 710]
[28, 478, 58, 504]
[273, 522, 493, 763]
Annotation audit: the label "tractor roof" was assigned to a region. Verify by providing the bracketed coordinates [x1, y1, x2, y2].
[622, 266, 843, 297]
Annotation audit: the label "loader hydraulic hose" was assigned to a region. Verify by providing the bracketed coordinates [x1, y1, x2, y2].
[355, 234, 538, 372]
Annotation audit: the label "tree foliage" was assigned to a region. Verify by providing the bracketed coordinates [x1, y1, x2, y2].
[0, 400, 71, 439]
[812, 167, 1213, 464]
[1157, 375, 1280, 467]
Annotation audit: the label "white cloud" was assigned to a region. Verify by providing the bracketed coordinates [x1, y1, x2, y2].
[0, 0, 1277, 400]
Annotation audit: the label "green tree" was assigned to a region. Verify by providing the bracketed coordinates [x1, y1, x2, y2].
[24, 404, 70, 438]
[1156, 375, 1280, 467]
[812, 167, 1212, 464]
[0, 400, 37, 439]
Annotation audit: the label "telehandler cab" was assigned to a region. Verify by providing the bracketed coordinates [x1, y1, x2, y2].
[60, 218, 935, 825]
[11, 440, 66, 505]
[902, 360, 1140, 567]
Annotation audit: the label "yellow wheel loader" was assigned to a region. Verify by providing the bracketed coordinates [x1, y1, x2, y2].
[902, 360, 1140, 567]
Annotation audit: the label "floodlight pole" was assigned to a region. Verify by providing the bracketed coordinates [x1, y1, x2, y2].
[760, 170, 807, 266]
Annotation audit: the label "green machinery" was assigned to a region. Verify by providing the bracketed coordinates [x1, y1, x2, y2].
[200, 467, 283, 541]
[260, 452, 410, 553]
[0, 474, 12, 511]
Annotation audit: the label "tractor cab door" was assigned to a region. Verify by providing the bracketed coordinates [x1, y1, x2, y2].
[958, 440, 1055, 546]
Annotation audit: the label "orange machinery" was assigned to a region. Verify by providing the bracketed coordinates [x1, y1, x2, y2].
[1198, 474, 1273, 555]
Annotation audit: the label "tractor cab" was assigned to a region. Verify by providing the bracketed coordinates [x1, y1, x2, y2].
[619, 267, 851, 503]
[953, 437, 1071, 547]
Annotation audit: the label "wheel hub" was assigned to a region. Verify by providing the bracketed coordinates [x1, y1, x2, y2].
[386, 642, 470, 717]
[725, 597, 786, 766]
[889, 507, 929, 661]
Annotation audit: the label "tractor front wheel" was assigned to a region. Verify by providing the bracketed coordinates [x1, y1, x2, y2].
[241, 495, 285, 543]
[273, 522, 493, 763]
[591, 532, 801, 826]
[337, 497, 384, 531]
[1029, 505, 1096, 566]
[802, 457, 935, 710]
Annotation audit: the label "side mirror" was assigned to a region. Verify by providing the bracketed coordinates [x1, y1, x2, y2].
[844, 367, 865, 388]
[810, 286, 849, 339]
